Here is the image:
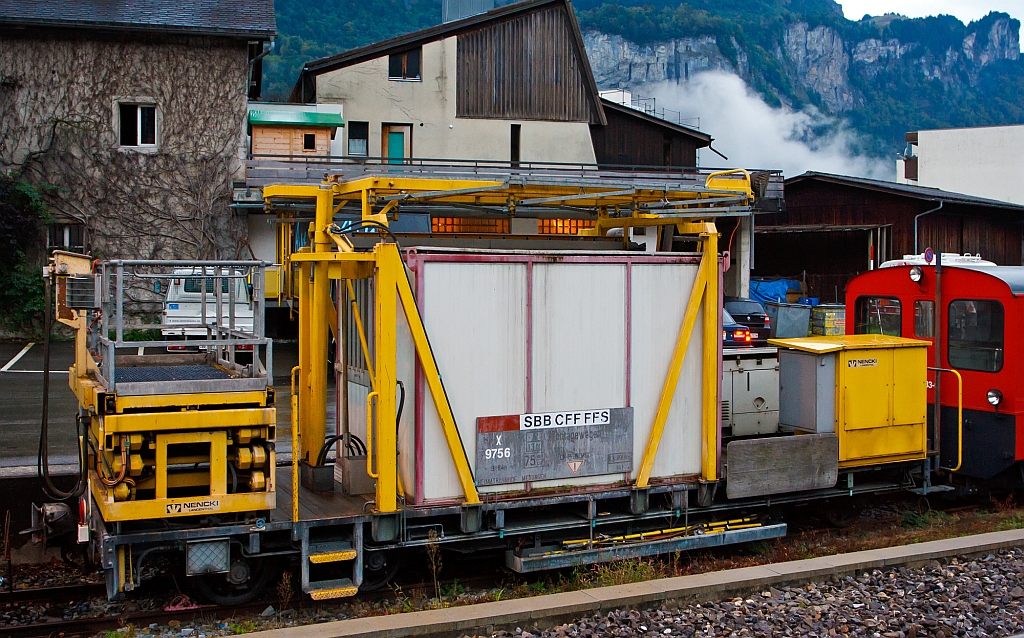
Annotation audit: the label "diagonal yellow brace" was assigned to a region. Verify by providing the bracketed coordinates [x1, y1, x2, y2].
[392, 252, 481, 505]
[634, 252, 710, 489]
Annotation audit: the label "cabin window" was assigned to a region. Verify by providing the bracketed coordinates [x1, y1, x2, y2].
[303, 133, 316, 151]
[854, 296, 901, 336]
[510, 124, 521, 165]
[948, 299, 1004, 372]
[388, 48, 421, 80]
[119, 103, 157, 147]
[914, 301, 934, 338]
[348, 122, 369, 156]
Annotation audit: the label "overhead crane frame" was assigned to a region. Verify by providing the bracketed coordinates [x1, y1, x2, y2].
[262, 171, 753, 538]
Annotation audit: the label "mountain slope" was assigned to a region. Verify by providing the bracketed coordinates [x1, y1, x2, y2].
[263, 0, 1024, 154]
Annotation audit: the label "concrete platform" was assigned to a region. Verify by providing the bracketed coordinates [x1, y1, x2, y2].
[252, 528, 1024, 638]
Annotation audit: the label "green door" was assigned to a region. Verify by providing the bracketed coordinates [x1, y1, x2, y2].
[387, 131, 405, 164]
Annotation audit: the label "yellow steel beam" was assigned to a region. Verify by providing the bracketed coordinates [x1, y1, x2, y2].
[373, 243, 399, 512]
[701, 224, 720, 482]
[291, 366, 300, 523]
[103, 408, 274, 433]
[297, 261, 312, 464]
[305, 188, 333, 464]
[634, 254, 709, 489]
[112, 391, 270, 412]
[393, 247, 480, 505]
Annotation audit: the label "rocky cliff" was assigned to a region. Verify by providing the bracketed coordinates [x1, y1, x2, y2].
[582, 11, 1022, 147]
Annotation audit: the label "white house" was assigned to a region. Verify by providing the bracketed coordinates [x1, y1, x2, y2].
[897, 125, 1024, 206]
[288, 0, 605, 165]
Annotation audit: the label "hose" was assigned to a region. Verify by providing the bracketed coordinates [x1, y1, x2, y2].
[38, 275, 88, 501]
[315, 381, 404, 466]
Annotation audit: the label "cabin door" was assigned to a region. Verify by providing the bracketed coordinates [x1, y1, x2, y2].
[382, 124, 411, 164]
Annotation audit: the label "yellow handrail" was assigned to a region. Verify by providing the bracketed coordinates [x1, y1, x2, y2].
[365, 391, 379, 479]
[929, 367, 964, 472]
[290, 366, 301, 523]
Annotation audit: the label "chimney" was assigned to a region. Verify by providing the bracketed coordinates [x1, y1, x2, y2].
[442, 0, 495, 23]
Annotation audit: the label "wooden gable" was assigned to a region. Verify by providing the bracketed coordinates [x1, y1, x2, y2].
[456, 3, 601, 123]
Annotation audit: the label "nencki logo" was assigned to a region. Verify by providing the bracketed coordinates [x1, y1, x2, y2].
[847, 358, 878, 368]
[520, 409, 611, 429]
[166, 499, 221, 514]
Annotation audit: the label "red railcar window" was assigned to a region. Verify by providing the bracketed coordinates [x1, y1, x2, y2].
[854, 296, 901, 336]
[948, 299, 1003, 372]
[914, 301, 934, 338]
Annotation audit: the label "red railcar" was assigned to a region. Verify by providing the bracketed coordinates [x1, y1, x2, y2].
[846, 262, 1024, 483]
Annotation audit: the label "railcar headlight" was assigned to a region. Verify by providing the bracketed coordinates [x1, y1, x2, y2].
[987, 389, 1003, 406]
[909, 266, 923, 283]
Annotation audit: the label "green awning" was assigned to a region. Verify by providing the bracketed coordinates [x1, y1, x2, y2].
[248, 110, 344, 128]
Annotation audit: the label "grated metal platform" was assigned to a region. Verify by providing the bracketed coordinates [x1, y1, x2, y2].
[114, 365, 233, 384]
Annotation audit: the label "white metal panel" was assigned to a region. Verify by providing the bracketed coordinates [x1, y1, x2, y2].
[528, 263, 628, 491]
[532, 263, 626, 412]
[420, 262, 528, 501]
[630, 264, 704, 478]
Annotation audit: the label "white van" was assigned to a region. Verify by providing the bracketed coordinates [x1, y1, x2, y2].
[161, 268, 254, 350]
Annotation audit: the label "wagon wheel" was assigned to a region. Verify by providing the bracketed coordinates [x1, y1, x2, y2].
[193, 553, 278, 605]
[824, 500, 862, 528]
[360, 549, 400, 592]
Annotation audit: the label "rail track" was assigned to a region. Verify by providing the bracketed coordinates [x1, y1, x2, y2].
[0, 494, 1001, 638]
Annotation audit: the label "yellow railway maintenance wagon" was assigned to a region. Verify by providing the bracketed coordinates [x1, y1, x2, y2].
[36, 175, 951, 605]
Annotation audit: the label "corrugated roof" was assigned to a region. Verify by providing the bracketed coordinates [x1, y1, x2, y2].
[786, 171, 1024, 210]
[249, 110, 344, 128]
[0, 0, 276, 38]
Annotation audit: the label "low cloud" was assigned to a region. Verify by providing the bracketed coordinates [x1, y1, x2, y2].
[641, 71, 893, 180]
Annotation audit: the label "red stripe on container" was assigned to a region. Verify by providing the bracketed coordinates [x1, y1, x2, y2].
[477, 415, 521, 433]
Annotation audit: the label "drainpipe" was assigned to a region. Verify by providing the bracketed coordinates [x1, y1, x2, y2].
[914, 200, 943, 255]
[247, 39, 276, 100]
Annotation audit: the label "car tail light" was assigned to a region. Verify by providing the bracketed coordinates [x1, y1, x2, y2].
[168, 344, 187, 351]
[722, 330, 727, 340]
[764, 317, 771, 327]
[236, 344, 253, 351]
[78, 495, 88, 524]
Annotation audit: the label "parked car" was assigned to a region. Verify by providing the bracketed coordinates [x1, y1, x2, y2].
[723, 309, 753, 348]
[161, 268, 254, 352]
[724, 296, 770, 345]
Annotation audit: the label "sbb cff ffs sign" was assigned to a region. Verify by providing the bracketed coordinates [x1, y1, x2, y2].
[521, 409, 610, 428]
[475, 407, 633, 486]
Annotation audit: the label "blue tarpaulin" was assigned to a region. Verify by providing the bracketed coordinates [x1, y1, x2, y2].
[750, 279, 802, 304]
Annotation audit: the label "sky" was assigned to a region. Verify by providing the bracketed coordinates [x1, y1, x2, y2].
[840, 0, 1024, 23]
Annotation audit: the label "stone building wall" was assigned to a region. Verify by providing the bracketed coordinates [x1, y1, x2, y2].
[0, 30, 250, 260]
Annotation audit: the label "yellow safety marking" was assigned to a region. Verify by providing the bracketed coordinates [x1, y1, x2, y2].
[635, 254, 709, 489]
[112, 391, 269, 412]
[309, 550, 358, 563]
[394, 247, 481, 505]
[104, 408, 274, 433]
[309, 586, 359, 600]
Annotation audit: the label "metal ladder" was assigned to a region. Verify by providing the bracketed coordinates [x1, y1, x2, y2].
[300, 523, 363, 600]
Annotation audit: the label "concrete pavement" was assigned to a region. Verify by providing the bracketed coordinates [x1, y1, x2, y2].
[0, 339, 332, 478]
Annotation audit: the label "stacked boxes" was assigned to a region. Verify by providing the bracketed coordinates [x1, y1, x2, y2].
[810, 304, 846, 336]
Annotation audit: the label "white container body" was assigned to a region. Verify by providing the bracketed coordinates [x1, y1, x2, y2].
[342, 249, 717, 504]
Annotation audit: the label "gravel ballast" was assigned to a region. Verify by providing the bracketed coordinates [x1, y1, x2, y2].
[483, 549, 1024, 638]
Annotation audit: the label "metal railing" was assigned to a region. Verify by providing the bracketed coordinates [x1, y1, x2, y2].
[92, 260, 271, 394]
